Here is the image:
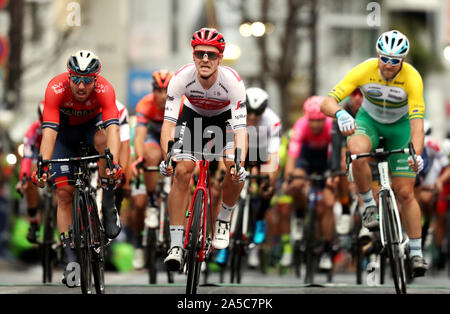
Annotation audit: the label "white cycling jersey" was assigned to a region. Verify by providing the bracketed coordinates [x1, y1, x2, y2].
[422, 136, 449, 186]
[164, 63, 247, 131]
[248, 107, 282, 155]
[115, 100, 130, 142]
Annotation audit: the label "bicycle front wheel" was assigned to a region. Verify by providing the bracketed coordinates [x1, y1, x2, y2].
[230, 198, 245, 284]
[88, 193, 106, 294]
[381, 193, 407, 294]
[72, 191, 93, 294]
[185, 190, 204, 294]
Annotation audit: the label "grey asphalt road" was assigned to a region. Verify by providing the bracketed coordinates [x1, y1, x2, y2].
[1, 258, 449, 294]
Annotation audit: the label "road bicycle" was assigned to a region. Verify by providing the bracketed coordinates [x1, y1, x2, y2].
[345, 142, 418, 294]
[135, 165, 174, 284]
[287, 171, 345, 285]
[228, 172, 270, 283]
[19, 176, 58, 283]
[37, 145, 115, 294]
[164, 140, 240, 294]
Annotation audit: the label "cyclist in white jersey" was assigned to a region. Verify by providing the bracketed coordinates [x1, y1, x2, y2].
[160, 28, 248, 271]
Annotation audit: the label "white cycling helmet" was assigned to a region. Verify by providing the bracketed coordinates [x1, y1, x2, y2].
[246, 87, 269, 115]
[376, 30, 409, 58]
[67, 50, 101, 76]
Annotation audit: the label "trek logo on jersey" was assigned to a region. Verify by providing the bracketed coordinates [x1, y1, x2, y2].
[167, 95, 174, 101]
[51, 82, 65, 95]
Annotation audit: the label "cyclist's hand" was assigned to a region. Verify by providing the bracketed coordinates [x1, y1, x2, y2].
[259, 182, 274, 199]
[106, 162, 123, 180]
[131, 156, 144, 177]
[408, 155, 423, 173]
[160, 160, 173, 177]
[16, 181, 23, 195]
[32, 169, 48, 188]
[230, 166, 247, 183]
[336, 110, 356, 136]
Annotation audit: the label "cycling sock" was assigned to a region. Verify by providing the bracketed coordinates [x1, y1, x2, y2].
[409, 238, 423, 258]
[217, 203, 236, 222]
[169, 225, 184, 248]
[360, 189, 376, 209]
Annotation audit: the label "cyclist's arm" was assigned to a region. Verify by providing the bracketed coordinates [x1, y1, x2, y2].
[406, 66, 425, 156]
[229, 78, 247, 165]
[160, 121, 176, 159]
[134, 125, 148, 160]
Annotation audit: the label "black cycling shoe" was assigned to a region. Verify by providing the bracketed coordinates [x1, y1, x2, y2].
[103, 205, 121, 239]
[26, 223, 39, 244]
[362, 205, 379, 231]
[410, 256, 428, 278]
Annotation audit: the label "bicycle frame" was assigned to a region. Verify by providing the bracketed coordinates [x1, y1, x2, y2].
[183, 159, 215, 262]
[377, 160, 409, 258]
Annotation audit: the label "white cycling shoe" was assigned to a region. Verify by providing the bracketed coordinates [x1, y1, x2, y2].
[164, 246, 184, 272]
[212, 220, 230, 250]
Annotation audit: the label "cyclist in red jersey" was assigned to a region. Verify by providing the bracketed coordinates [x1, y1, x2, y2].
[132, 70, 173, 229]
[33, 50, 122, 286]
[16, 101, 44, 244]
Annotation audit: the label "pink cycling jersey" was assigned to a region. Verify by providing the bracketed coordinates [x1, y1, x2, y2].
[19, 119, 42, 181]
[288, 116, 333, 159]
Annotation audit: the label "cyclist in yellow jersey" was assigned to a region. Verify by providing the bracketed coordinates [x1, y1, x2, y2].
[321, 30, 428, 277]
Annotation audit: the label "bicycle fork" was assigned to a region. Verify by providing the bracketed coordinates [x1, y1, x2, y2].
[377, 161, 409, 258]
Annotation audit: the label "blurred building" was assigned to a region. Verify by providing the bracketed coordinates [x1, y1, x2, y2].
[4, 0, 450, 143]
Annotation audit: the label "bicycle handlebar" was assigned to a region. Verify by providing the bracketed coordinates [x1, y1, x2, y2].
[287, 170, 346, 184]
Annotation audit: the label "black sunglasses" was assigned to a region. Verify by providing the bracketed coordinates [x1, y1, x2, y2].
[193, 50, 220, 61]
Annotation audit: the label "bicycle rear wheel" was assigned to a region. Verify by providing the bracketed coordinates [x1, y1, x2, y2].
[146, 227, 158, 284]
[230, 199, 245, 284]
[72, 191, 93, 294]
[304, 205, 317, 285]
[381, 193, 407, 294]
[185, 190, 204, 294]
[89, 194, 106, 294]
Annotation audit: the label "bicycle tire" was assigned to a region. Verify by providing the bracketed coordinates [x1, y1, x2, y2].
[185, 189, 204, 294]
[42, 195, 55, 283]
[292, 240, 302, 278]
[72, 191, 93, 294]
[162, 198, 174, 284]
[146, 228, 158, 284]
[351, 211, 363, 285]
[230, 198, 245, 284]
[304, 205, 317, 285]
[88, 193, 106, 294]
[381, 193, 407, 294]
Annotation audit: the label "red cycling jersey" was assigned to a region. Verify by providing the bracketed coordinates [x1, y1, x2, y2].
[136, 94, 164, 128]
[19, 119, 42, 180]
[42, 73, 119, 131]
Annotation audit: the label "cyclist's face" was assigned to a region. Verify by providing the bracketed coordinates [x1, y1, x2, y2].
[154, 87, 168, 109]
[193, 45, 222, 79]
[378, 55, 403, 80]
[69, 74, 96, 102]
[308, 118, 325, 135]
[247, 113, 262, 126]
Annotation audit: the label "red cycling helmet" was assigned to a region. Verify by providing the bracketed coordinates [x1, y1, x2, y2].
[151, 69, 173, 89]
[191, 28, 226, 53]
[303, 96, 326, 120]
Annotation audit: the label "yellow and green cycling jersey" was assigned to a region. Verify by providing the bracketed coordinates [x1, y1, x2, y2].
[329, 58, 425, 124]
